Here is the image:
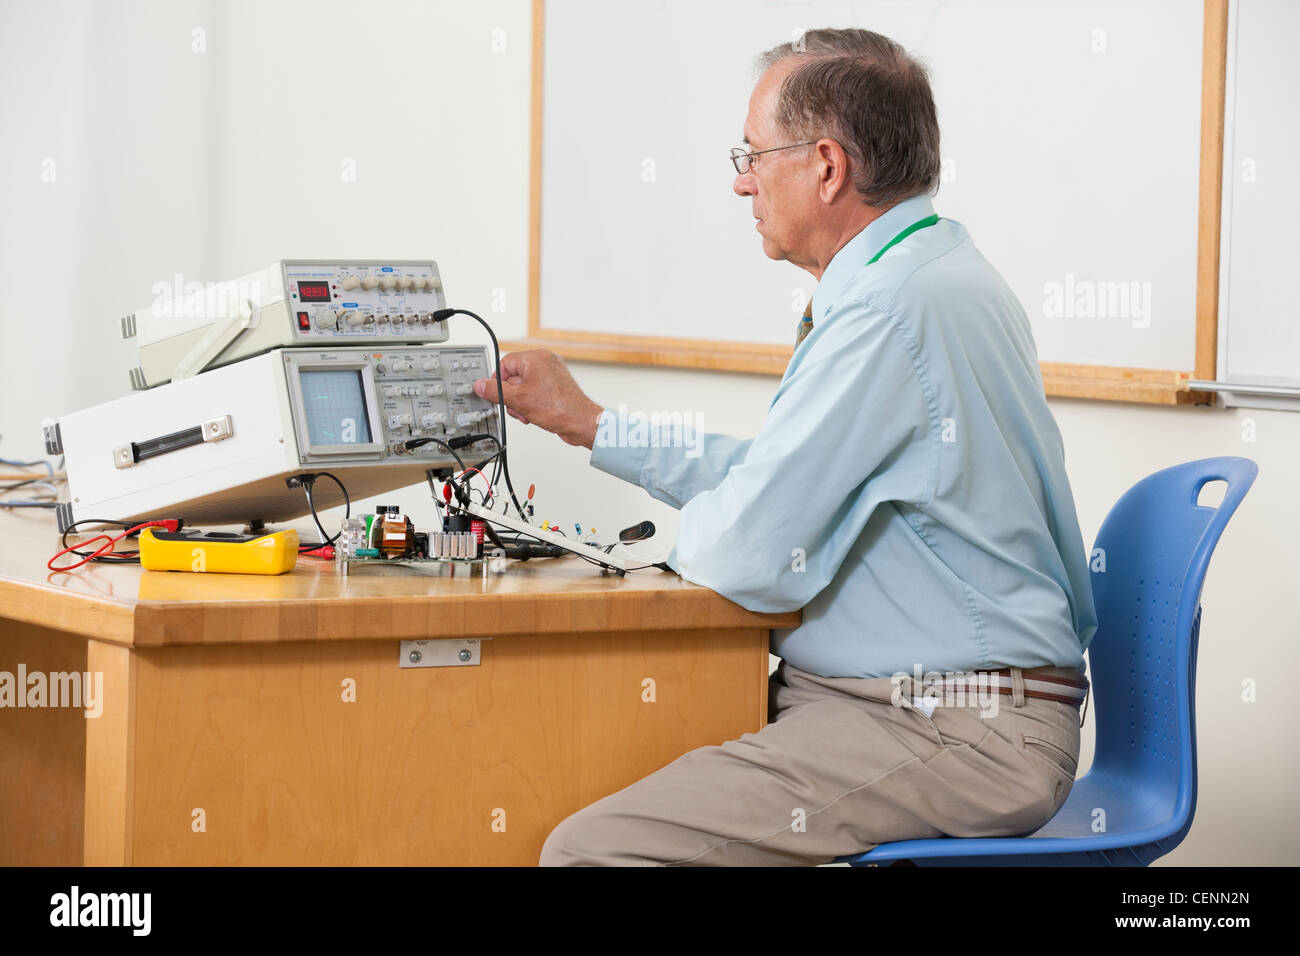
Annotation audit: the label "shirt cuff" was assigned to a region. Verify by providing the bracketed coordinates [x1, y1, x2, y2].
[588, 407, 651, 487]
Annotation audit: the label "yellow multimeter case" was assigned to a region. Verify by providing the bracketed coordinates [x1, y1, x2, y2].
[138, 527, 299, 575]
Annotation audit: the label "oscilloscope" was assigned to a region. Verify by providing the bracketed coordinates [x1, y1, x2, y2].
[47, 343, 501, 531]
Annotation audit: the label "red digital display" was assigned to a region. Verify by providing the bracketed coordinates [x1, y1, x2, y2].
[297, 281, 331, 302]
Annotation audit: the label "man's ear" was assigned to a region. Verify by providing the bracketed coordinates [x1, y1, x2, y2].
[815, 138, 852, 204]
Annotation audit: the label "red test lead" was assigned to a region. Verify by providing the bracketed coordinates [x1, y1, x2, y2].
[48, 519, 181, 572]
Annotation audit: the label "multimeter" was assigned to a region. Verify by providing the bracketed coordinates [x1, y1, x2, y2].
[138, 527, 299, 575]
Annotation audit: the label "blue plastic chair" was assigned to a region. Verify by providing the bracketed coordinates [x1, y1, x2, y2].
[836, 456, 1258, 866]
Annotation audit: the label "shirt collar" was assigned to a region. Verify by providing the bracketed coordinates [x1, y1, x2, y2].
[810, 193, 936, 322]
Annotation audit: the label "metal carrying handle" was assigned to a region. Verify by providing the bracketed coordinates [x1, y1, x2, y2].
[112, 415, 233, 469]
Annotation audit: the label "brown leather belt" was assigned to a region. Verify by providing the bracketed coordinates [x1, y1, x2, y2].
[911, 668, 1089, 706]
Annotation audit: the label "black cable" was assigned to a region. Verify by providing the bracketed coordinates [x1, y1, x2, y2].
[447, 432, 500, 453]
[0, 475, 63, 507]
[457, 436, 506, 508]
[59, 518, 143, 563]
[302, 484, 329, 545]
[487, 519, 668, 573]
[469, 514, 647, 573]
[467, 446, 510, 512]
[425, 470, 447, 522]
[404, 437, 468, 476]
[432, 308, 528, 521]
[1, 477, 51, 493]
[287, 472, 351, 549]
[482, 522, 511, 551]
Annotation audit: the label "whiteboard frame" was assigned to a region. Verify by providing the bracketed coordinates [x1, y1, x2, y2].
[507, 0, 1227, 406]
[1214, 0, 1300, 398]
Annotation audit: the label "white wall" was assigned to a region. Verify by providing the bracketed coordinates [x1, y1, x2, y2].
[1, 0, 1295, 866]
[0, 0, 532, 457]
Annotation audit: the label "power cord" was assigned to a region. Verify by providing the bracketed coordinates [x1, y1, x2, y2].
[285, 472, 351, 551]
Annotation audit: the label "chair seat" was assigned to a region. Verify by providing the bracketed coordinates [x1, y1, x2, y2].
[835, 768, 1191, 866]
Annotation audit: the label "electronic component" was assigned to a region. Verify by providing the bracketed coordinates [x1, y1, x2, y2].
[459, 499, 633, 571]
[50, 344, 501, 531]
[427, 532, 478, 559]
[619, 520, 656, 543]
[138, 527, 299, 575]
[340, 516, 369, 559]
[121, 259, 450, 389]
[335, 503, 483, 576]
[379, 510, 414, 557]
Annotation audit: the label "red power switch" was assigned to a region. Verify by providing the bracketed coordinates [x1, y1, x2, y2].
[297, 311, 311, 331]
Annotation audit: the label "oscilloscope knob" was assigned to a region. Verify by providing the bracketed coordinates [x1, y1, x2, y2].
[315, 310, 337, 329]
[427, 277, 442, 291]
[361, 276, 380, 290]
[341, 276, 361, 291]
[397, 276, 413, 290]
[380, 275, 398, 291]
[340, 310, 364, 327]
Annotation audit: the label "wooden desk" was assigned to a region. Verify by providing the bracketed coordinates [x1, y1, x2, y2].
[0, 510, 798, 865]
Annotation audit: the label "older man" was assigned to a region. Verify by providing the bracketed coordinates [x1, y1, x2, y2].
[474, 28, 1097, 866]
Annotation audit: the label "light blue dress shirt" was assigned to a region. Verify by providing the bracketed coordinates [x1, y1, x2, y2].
[588, 193, 1098, 679]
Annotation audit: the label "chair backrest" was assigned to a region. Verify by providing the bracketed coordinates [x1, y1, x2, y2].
[1087, 456, 1257, 823]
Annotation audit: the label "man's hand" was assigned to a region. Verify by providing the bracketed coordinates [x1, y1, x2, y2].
[473, 349, 604, 449]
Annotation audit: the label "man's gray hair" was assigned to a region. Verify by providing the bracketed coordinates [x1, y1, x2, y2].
[757, 29, 941, 208]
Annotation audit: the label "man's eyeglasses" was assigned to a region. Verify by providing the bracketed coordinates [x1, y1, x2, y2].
[729, 142, 816, 174]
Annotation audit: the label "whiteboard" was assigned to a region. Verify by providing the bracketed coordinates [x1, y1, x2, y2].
[539, 0, 1205, 370]
[1218, 0, 1300, 387]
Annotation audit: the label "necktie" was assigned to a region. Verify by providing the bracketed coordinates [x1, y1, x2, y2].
[790, 214, 939, 351]
[795, 298, 814, 347]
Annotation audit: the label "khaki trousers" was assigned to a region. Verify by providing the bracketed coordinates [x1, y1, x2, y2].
[539, 659, 1084, 866]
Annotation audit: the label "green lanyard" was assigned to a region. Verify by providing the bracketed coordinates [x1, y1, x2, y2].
[867, 213, 940, 265]
[796, 213, 940, 346]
